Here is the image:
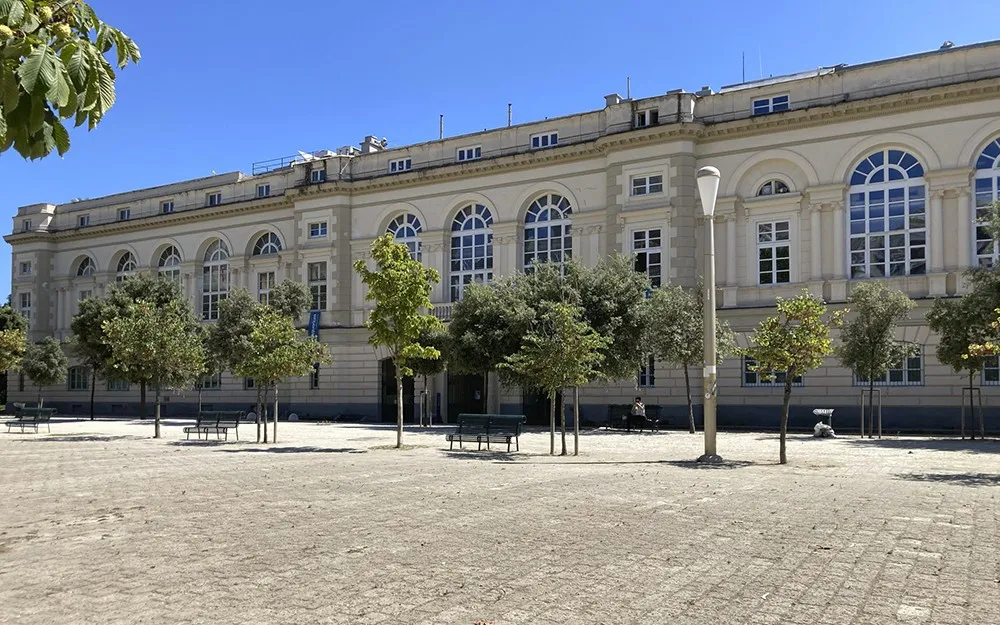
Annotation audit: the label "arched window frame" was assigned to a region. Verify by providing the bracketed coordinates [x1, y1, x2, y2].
[158, 246, 182, 282]
[848, 149, 927, 279]
[115, 252, 137, 282]
[974, 138, 1000, 267]
[756, 179, 791, 197]
[449, 204, 494, 302]
[523, 193, 573, 271]
[387, 213, 423, 261]
[76, 257, 96, 277]
[202, 240, 230, 320]
[252, 232, 282, 256]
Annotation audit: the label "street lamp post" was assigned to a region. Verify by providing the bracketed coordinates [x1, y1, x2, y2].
[696, 166, 722, 463]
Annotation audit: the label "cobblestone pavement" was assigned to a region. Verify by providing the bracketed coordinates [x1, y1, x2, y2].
[1, 418, 999, 625]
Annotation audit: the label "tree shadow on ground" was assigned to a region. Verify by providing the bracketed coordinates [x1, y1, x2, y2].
[14, 434, 146, 443]
[168, 440, 232, 447]
[216, 446, 366, 454]
[894, 472, 1000, 487]
[847, 438, 1000, 454]
[441, 450, 518, 462]
[661, 459, 757, 470]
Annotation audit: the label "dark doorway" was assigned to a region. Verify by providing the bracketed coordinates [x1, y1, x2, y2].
[380, 358, 414, 423]
[523, 388, 562, 426]
[447, 372, 486, 422]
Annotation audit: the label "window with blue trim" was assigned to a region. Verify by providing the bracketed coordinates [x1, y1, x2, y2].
[974, 138, 1000, 267]
[848, 149, 926, 279]
[450, 204, 493, 301]
[752, 95, 789, 115]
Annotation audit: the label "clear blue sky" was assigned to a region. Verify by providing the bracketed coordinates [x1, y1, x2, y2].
[2, 0, 998, 297]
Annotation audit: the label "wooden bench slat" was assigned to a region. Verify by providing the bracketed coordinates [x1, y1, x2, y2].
[447, 413, 525, 452]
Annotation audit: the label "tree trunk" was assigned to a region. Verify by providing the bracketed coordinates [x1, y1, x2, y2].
[154, 385, 161, 439]
[139, 381, 147, 420]
[549, 392, 556, 456]
[396, 364, 404, 449]
[684, 364, 695, 434]
[868, 379, 875, 439]
[559, 390, 567, 456]
[573, 386, 580, 456]
[262, 385, 269, 444]
[969, 371, 976, 441]
[255, 387, 263, 443]
[37, 384, 42, 408]
[272, 382, 279, 444]
[197, 382, 203, 414]
[779, 367, 794, 465]
[89, 368, 96, 420]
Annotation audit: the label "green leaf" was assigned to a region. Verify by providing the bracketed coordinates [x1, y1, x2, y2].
[61, 42, 88, 87]
[17, 44, 57, 95]
[93, 56, 115, 114]
[45, 56, 70, 107]
[7, 0, 25, 26]
[0, 62, 19, 111]
[51, 117, 68, 155]
[28, 94, 43, 132]
[0, 101, 7, 140]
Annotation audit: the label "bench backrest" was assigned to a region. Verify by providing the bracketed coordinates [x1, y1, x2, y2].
[19, 407, 55, 419]
[197, 411, 245, 427]
[456, 413, 525, 435]
[609, 404, 662, 419]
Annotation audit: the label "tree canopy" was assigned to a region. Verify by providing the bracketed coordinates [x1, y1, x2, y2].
[0, 303, 28, 372]
[1, 0, 141, 159]
[745, 291, 844, 464]
[21, 335, 66, 406]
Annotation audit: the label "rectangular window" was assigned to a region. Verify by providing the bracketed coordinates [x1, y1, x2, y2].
[631, 174, 664, 196]
[636, 109, 659, 128]
[743, 356, 803, 387]
[256, 184, 271, 198]
[69, 366, 90, 391]
[638, 355, 655, 388]
[310, 366, 320, 389]
[456, 146, 482, 162]
[309, 222, 328, 238]
[310, 169, 327, 183]
[849, 185, 926, 279]
[757, 220, 791, 285]
[161, 200, 174, 214]
[984, 356, 1000, 385]
[856, 351, 923, 386]
[207, 192, 222, 207]
[199, 373, 222, 390]
[752, 95, 790, 115]
[257, 271, 275, 305]
[118, 207, 130, 221]
[18, 292, 31, 328]
[389, 158, 412, 173]
[308, 262, 327, 311]
[19, 261, 31, 275]
[244, 378, 256, 390]
[107, 378, 130, 391]
[22, 220, 31, 232]
[79, 290, 92, 302]
[530, 132, 558, 149]
[632, 229, 663, 288]
[78, 214, 90, 227]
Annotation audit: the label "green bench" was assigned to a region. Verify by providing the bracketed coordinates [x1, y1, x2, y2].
[446, 414, 526, 452]
[6, 404, 56, 434]
[183, 410, 246, 441]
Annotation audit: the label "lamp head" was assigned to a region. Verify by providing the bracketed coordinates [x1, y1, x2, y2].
[696, 166, 721, 218]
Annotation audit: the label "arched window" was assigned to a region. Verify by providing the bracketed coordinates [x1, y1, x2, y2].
[450, 204, 493, 302]
[115, 252, 137, 281]
[974, 138, 1000, 267]
[202, 240, 230, 320]
[756, 179, 790, 196]
[524, 194, 572, 270]
[76, 257, 95, 277]
[387, 213, 423, 261]
[158, 246, 182, 282]
[252, 232, 282, 256]
[848, 149, 926, 278]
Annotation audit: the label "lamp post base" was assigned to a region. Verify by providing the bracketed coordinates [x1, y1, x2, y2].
[696, 453, 724, 464]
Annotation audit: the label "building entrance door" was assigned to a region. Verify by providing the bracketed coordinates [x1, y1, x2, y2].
[447, 372, 486, 422]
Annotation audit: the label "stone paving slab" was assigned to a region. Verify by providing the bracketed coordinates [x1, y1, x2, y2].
[1, 418, 998, 624]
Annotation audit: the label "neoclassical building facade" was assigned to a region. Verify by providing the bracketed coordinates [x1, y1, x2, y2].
[7, 41, 1000, 430]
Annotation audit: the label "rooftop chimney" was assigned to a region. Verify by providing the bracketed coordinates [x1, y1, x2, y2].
[360, 135, 386, 153]
[604, 93, 623, 107]
[695, 86, 714, 96]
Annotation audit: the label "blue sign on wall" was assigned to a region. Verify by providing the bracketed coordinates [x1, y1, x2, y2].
[308, 311, 321, 337]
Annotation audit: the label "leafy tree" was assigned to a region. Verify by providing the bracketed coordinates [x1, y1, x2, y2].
[501, 301, 608, 455]
[647, 282, 736, 434]
[206, 288, 264, 437]
[354, 234, 442, 448]
[233, 306, 329, 443]
[103, 299, 204, 438]
[1, 0, 141, 159]
[21, 336, 66, 407]
[745, 291, 845, 464]
[0, 304, 28, 392]
[69, 294, 110, 420]
[409, 325, 448, 424]
[267, 279, 311, 320]
[837, 282, 916, 438]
